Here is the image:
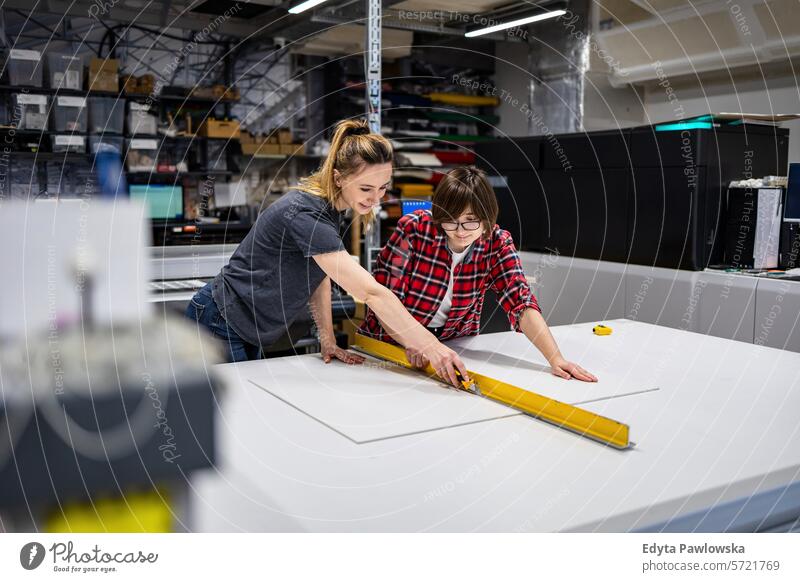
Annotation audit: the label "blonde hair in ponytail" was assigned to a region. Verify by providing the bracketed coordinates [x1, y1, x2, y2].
[298, 118, 393, 229]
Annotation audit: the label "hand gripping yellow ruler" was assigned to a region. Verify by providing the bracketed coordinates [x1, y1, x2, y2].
[353, 334, 632, 450]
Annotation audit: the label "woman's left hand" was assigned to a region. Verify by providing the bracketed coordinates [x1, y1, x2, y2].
[549, 356, 597, 382]
[321, 342, 365, 365]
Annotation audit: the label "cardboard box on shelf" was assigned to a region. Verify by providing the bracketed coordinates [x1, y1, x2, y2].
[190, 86, 216, 100]
[90, 71, 118, 92]
[137, 74, 155, 94]
[239, 131, 254, 145]
[277, 128, 292, 144]
[123, 74, 157, 95]
[87, 58, 119, 92]
[279, 143, 305, 156]
[198, 119, 241, 139]
[220, 86, 240, 101]
[188, 85, 239, 101]
[238, 130, 290, 156]
[121, 75, 138, 94]
[241, 143, 281, 156]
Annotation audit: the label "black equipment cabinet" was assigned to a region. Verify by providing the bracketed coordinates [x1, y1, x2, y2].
[476, 123, 790, 270]
[538, 168, 629, 263]
[626, 165, 708, 270]
[627, 124, 788, 269]
[490, 171, 545, 252]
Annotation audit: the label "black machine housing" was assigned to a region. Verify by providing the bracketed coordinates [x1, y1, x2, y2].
[475, 123, 790, 270]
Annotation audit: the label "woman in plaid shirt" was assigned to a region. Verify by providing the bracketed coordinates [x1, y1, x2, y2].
[360, 166, 597, 382]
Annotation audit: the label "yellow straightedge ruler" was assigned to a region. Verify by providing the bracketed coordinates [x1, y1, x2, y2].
[352, 334, 632, 450]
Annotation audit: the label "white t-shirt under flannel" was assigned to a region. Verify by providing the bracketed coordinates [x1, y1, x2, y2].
[428, 245, 472, 328]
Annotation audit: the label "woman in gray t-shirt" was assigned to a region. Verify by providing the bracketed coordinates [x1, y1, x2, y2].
[186, 119, 469, 387]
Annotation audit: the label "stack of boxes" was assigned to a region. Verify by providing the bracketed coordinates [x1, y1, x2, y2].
[238, 128, 305, 156]
[0, 49, 253, 203]
[275, 128, 305, 156]
[0, 52, 122, 158]
[239, 131, 280, 155]
[189, 85, 240, 101]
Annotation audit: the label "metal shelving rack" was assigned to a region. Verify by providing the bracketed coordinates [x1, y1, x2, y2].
[0, 78, 252, 246]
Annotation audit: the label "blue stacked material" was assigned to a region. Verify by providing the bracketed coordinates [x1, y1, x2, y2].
[401, 199, 432, 215]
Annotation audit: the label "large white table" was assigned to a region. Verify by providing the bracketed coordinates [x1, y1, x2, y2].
[190, 319, 800, 532]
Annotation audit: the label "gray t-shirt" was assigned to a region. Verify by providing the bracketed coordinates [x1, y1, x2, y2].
[211, 189, 346, 347]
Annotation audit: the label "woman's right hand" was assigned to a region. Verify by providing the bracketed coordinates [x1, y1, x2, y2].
[420, 341, 470, 388]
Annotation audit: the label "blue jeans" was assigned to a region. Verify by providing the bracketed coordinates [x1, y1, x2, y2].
[185, 283, 261, 362]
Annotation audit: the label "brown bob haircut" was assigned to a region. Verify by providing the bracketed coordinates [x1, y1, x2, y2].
[432, 166, 499, 236]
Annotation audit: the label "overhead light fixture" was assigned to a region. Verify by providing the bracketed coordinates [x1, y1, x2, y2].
[465, 9, 567, 38]
[288, 0, 329, 15]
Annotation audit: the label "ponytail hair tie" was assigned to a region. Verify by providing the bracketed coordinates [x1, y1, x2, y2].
[345, 124, 371, 137]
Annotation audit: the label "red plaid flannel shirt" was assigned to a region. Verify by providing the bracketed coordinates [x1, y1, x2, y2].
[359, 210, 540, 343]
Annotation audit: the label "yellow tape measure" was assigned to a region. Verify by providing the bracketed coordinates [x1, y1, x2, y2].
[593, 324, 613, 336]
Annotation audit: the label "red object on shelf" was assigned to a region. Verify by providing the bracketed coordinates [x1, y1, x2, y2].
[429, 171, 447, 185]
[433, 150, 476, 165]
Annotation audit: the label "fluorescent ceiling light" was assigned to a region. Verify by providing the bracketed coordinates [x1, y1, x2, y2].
[288, 0, 329, 15]
[465, 9, 567, 38]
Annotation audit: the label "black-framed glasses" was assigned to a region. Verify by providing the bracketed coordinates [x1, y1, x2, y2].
[439, 220, 482, 232]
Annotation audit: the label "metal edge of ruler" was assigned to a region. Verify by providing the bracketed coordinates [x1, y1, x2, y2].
[352, 333, 632, 450]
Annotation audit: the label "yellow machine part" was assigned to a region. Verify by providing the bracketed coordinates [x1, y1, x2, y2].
[398, 183, 434, 197]
[45, 487, 174, 533]
[353, 334, 631, 450]
[427, 92, 500, 106]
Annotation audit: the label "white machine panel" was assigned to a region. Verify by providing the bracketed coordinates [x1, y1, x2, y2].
[0, 199, 151, 338]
